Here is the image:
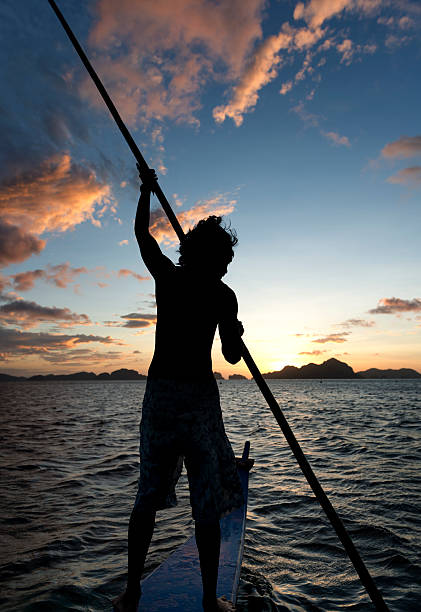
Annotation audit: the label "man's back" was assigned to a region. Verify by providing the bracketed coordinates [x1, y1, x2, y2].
[149, 265, 238, 381]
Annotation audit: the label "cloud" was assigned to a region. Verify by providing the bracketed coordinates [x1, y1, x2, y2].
[322, 131, 350, 146]
[0, 153, 112, 267]
[312, 332, 350, 343]
[397, 15, 415, 28]
[10, 263, 88, 292]
[381, 136, 421, 159]
[291, 102, 321, 127]
[340, 318, 375, 327]
[0, 273, 10, 295]
[82, 0, 265, 126]
[0, 326, 122, 361]
[337, 38, 354, 63]
[4, 264, 149, 292]
[369, 297, 421, 314]
[0, 299, 91, 330]
[120, 312, 157, 329]
[0, 153, 112, 234]
[385, 33, 411, 48]
[378, 15, 415, 29]
[37, 348, 123, 365]
[280, 81, 293, 95]
[213, 29, 293, 126]
[335, 37, 376, 64]
[213, 24, 331, 126]
[0, 221, 46, 268]
[149, 193, 237, 245]
[299, 350, 326, 355]
[293, 0, 382, 30]
[104, 312, 157, 329]
[117, 269, 150, 282]
[119, 239, 129, 246]
[387, 166, 421, 185]
[213, 0, 386, 126]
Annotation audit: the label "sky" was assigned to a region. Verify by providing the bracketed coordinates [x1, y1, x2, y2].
[0, 0, 420, 378]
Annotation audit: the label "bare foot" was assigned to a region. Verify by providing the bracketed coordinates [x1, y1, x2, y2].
[203, 595, 236, 611]
[217, 596, 236, 611]
[112, 589, 140, 612]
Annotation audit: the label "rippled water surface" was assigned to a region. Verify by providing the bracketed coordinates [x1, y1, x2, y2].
[1, 379, 420, 611]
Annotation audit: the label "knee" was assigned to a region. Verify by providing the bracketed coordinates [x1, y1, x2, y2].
[195, 519, 220, 538]
[130, 502, 156, 524]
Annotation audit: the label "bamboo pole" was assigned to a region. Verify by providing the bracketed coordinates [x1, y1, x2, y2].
[47, 2, 389, 609]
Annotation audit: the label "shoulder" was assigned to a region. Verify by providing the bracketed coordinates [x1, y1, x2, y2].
[218, 281, 238, 311]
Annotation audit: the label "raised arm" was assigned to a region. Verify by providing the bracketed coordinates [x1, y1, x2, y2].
[134, 168, 174, 278]
[218, 286, 244, 364]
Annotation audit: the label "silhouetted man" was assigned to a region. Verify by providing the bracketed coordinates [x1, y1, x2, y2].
[113, 169, 244, 612]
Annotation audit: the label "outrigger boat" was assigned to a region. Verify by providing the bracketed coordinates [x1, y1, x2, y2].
[138, 441, 254, 611]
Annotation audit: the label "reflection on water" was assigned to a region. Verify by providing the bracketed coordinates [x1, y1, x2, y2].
[1, 379, 420, 611]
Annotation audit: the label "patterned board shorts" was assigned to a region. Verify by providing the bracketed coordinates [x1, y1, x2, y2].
[133, 378, 244, 524]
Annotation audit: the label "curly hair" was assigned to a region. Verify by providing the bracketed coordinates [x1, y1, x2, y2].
[178, 216, 238, 268]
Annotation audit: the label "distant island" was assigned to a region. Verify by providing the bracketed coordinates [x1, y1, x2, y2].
[1, 359, 420, 381]
[0, 369, 235, 382]
[357, 368, 421, 379]
[262, 358, 421, 379]
[0, 368, 147, 382]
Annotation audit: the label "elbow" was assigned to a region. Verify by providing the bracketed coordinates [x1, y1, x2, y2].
[222, 349, 242, 365]
[228, 356, 242, 365]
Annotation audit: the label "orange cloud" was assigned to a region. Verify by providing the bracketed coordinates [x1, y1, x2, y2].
[149, 193, 237, 245]
[213, 29, 293, 126]
[120, 313, 157, 328]
[337, 38, 354, 63]
[382, 136, 421, 159]
[294, 0, 381, 29]
[312, 332, 350, 343]
[323, 131, 350, 146]
[11, 263, 89, 292]
[387, 166, 421, 185]
[103, 312, 156, 329]
[0, 153, 112, 235]
[340, 318, 375, 327]
[117, 269, 150, 282]
[214, 0, 384, 126]
[77, 0, 385, 132]
[0, 153, 112, 267]
[369, 297, 421, 314]
[82, 0, 265, 126]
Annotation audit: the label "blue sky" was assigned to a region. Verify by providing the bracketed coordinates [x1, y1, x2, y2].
[0, 0, 420, 377]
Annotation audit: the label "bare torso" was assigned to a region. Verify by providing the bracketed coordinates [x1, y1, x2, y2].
[149, 265, 238, 380]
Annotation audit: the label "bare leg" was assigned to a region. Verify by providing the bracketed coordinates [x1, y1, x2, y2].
[195, 520, 235, 611]
[113, 507, 156, 612]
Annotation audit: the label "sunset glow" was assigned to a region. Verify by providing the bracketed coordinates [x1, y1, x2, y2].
[1, 0, 420, 378]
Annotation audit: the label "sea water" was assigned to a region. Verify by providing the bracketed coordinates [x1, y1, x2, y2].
[1, 379, 420, 611]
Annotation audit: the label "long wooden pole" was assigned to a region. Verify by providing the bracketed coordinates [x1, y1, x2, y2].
[47, 2, 389, 609]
